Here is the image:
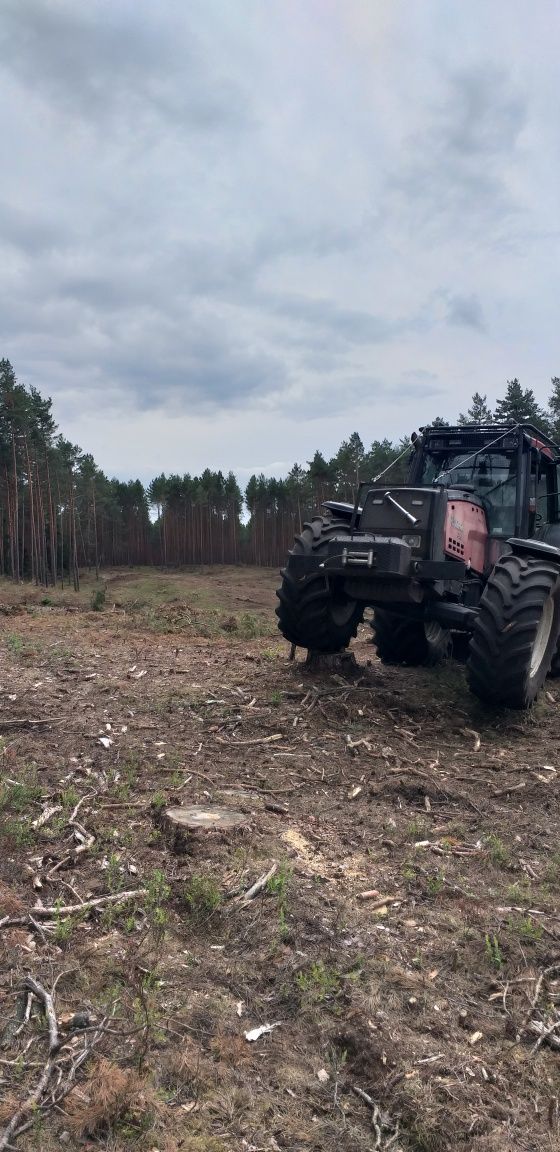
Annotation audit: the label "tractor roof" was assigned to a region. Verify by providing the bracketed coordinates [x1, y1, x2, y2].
[421, 423, 560, 456]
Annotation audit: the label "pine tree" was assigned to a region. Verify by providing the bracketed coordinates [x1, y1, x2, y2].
[547, 377, 560, 443]
[458, 392, 493, 424]
[494, 379, 547, 427]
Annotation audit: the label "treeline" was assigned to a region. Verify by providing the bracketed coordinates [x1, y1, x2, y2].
[1, 359, 560, 581]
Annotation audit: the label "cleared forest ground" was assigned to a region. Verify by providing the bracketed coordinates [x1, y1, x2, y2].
[1, 566, 560, 1152]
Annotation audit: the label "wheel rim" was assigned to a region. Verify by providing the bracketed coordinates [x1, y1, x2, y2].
[530, 594, 555, 678]
[424, 621, 445, 645]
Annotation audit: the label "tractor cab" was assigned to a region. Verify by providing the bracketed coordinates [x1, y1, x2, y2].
[409, 424, 560, 548]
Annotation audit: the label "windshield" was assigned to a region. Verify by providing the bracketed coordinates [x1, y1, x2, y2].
[420, 450, 517, 535]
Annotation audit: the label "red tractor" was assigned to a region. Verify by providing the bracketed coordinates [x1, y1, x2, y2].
[276, 423, 560, 708]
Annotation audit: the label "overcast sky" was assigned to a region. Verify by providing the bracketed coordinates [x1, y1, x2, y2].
[1, 0, 559, 487]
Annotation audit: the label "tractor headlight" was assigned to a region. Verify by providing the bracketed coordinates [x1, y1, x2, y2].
[402, 534, 421, 549]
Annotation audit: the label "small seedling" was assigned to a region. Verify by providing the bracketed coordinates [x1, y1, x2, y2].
[91, 587, 106, 611]
[485, 834, 510, 868]
[151, 791, 167, 813]
[182, 874, 221, 920]
[484, 933, 503, 970]
[296, 960, 341, 1003]
[426, 872, 444, 896]
[145, 869, 172, 941]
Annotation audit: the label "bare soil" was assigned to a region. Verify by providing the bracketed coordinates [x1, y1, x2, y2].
[1, 566, 560, 1151]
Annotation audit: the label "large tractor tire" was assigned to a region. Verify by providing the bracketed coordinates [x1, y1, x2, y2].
[276, 517, 363, 652]
[467, 554, 560, 708]
[372, 610, 451, 666]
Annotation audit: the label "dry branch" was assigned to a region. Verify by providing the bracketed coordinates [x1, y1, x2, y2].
[0, 978, 60, 1151]
[238, 862, 278, 904]
[214, 733, 284, 747]
[0, 888, 146, 932]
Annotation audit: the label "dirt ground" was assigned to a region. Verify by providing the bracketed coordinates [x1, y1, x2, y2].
[1, 566, 560, 1152]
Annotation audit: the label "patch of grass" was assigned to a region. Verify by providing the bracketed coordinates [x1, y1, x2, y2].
[0, 773, 42, 813]
[1, 817, 35, 848]
[296, 960, 341, 1004]
[512, 915, 543, 945]
[5, 632, 24, 654]
[262, 645, 284, 661]
[182, 874, 222, 920]
[60, 786, 80, 811]
[111, 757, 140, 800]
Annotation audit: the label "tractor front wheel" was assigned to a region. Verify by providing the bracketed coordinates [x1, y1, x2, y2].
[467, 554, 560, 708]
[276, 516, 363, 653]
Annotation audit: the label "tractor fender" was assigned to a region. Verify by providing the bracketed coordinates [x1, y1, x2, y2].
[321, 500, 361, 525]
[507, 537, 560, 565]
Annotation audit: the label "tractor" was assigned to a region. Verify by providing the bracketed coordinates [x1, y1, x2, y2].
[276, 423, 560, 708]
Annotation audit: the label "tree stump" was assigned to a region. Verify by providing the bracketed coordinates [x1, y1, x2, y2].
[303, 650, 359, 674]
[163, 805, 250, 853]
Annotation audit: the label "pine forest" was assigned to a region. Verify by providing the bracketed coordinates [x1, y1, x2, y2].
[1, 358, 560, 582]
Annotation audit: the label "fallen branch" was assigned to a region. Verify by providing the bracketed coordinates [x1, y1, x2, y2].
[351, 1085, 383, 1149]
[238, 862, 278, 904]
[0, 716, 65, 728]
[0, 978, 60, 1152]
[214, 733, 284, 747]
[530, 1017, 560, 1053]
[0, 888, 147, 931]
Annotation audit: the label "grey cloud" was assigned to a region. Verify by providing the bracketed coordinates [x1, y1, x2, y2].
[264, 293, 399, 346]
[0, 201, 68, 255]
[254, 218, 363, 264]
[390, 66, 527, 235]
[0, 0, 251, 133]
[446, 293, 486, 331]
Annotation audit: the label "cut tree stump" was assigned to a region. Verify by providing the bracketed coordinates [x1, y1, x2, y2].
[303, 650, 358, 674]
[163, 805, 250, 852]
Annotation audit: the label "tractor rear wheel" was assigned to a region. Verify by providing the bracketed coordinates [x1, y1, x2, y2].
[372, 610, 452, 666]
[467, 554, 560, 708]
[276, 517, 363, 652]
